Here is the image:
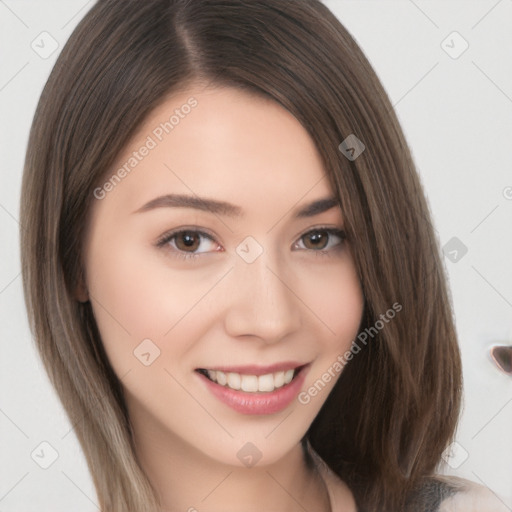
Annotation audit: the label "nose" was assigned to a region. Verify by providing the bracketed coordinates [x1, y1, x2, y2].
[223, 250, 303, 344]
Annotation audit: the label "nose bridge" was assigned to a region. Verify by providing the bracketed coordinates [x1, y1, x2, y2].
[223, 244, 302, 342]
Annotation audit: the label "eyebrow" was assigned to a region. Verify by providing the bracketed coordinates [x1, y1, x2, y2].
[132, 193, 340, 218]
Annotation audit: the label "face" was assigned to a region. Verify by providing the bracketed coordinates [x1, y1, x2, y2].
[82, 84, 364, 468]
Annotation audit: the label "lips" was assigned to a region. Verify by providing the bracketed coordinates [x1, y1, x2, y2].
[195, 363, 310, 415]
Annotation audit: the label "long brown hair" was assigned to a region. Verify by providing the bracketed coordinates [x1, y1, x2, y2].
[20, 1, 462, 510]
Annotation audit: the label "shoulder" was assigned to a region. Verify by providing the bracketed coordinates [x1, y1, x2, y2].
[434, 475, 510, 512]
[304, 441, 509, 512]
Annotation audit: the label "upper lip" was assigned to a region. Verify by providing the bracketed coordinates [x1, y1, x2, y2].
[196, 362, 308, 376]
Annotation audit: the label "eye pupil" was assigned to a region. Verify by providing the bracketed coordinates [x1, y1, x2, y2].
[177, 231, 199, 250]
[304, 231, 328, 250]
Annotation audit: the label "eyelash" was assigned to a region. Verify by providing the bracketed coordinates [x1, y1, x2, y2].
[155, 226, 347, 262]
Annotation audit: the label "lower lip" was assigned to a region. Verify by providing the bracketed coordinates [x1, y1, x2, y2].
[196, 365, 310, 415]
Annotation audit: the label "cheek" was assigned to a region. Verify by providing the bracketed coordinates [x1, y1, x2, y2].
[295, 262, 364, 408]
[85, 236, 222, 371]
[305, 259, 364, 350]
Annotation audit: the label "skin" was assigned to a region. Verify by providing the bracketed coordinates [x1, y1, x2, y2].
[80, 83, 363, 512]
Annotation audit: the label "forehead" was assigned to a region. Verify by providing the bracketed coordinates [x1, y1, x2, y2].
[95, 84, 335, 218]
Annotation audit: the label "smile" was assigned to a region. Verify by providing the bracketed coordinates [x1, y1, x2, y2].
[195, 363, 310, 415]
[197, 367, 299, 393]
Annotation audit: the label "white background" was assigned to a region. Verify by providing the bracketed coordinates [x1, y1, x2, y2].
[1, 1, 511, 510]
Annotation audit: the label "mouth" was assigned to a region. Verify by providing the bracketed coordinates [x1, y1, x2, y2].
[195, 364, 307, 394]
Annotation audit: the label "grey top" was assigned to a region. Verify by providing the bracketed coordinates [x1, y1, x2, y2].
[305, 441, 508, 512]
[405, 478, 458, 511]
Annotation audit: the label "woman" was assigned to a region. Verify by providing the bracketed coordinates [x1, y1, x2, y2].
[19, 0, 507, 510]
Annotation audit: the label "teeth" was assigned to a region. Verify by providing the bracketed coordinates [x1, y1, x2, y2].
[258, 373, 275, 392]
[241, 375, 258, 392]
[274, 371, 285, 388]
[227, 372, 241, 390]
[216, 370, 227, 386]
[203, 368, 298, 392]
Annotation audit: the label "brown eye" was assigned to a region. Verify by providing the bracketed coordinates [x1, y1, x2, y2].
[297, 228, 346, 253]
[174, 231, 201, 252]
[156, 228, 219, 261]
[302, 230, 330, 250]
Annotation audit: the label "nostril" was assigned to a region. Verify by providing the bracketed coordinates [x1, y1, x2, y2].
[490, 345, 512, 375]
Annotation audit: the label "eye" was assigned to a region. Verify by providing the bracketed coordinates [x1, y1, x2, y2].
[156, 228, 221, 261]
[156, 226, 346, 261]
[294, 227, 346, 254]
